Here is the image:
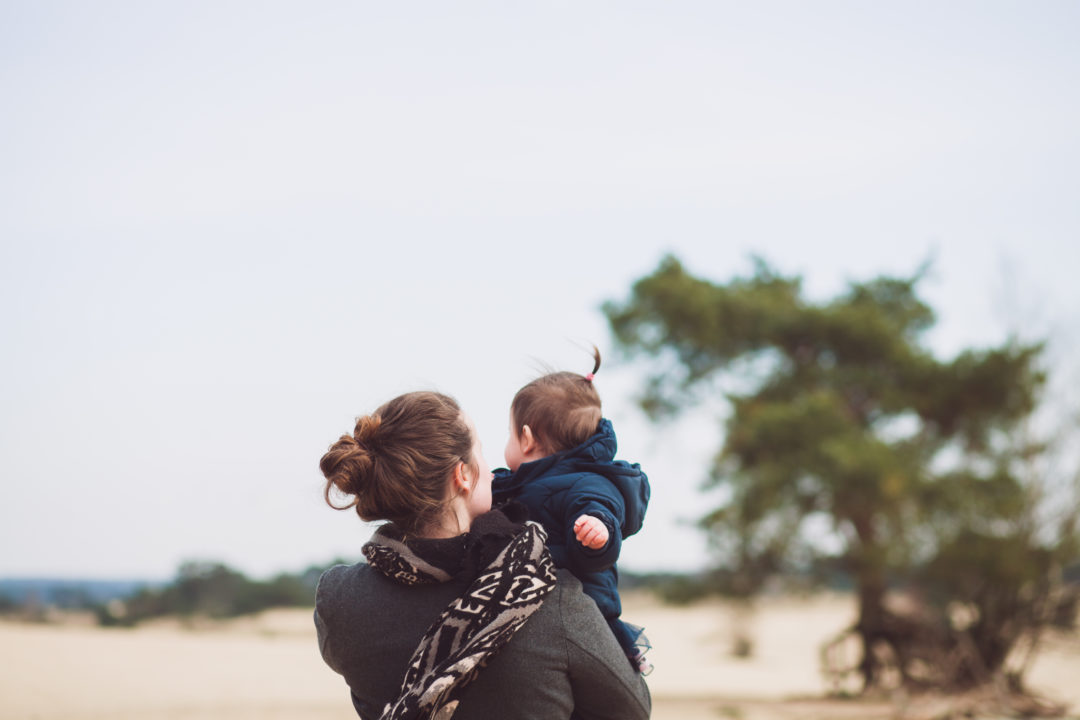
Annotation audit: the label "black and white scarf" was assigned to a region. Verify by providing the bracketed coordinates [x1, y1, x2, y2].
[362, 513, 557, 720]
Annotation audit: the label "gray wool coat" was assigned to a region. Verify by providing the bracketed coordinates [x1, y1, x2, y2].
[315, 562, 651, 720]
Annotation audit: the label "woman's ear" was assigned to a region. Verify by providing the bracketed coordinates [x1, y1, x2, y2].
[454, 461, 473, 493]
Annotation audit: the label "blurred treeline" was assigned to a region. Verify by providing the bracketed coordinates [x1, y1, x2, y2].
[99, 561, 326, 626]
[0, 560, 349, 626]
[0, 562, 717, 626]
[0, 562, 706, 627]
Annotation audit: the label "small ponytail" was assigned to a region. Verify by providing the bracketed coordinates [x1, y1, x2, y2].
[584, 345, 601, 381]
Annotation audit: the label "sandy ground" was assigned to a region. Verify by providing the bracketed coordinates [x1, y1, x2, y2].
[1, 594, 1078, 720]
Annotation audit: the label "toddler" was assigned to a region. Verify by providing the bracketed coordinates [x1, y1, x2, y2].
[492, 348, 652, 673]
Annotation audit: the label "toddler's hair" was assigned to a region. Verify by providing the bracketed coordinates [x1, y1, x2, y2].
[319, 391, 474, 534]
[511, 346, 602, 455]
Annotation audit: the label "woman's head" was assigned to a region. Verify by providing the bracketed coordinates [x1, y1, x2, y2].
[320, 391, 491, 536]
[506, 347, 602, 470]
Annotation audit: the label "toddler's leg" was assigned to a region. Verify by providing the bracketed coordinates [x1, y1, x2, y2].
[608, 618, 653, 675]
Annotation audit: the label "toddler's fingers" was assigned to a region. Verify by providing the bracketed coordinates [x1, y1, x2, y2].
[582, 525, 606, 548]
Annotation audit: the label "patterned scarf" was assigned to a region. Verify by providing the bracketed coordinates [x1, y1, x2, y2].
[362, 516, 557, 720]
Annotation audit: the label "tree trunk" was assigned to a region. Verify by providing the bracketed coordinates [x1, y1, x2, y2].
[855, 567, 887, 689]
[852, 515, 888, 690]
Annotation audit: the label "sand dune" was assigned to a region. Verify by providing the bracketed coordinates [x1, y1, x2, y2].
[2, 595, 1077, 720]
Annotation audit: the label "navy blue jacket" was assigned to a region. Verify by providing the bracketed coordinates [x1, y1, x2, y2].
[492, 419, 650, 623]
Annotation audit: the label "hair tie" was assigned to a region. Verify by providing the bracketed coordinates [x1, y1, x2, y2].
[584, 372, 595, 382]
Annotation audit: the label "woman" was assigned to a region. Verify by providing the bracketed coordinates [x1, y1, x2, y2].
[315, 391, 651, 720]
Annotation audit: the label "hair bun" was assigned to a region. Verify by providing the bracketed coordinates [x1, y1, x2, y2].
[353, 414, 383, 447]
[320, 420, 379, 506]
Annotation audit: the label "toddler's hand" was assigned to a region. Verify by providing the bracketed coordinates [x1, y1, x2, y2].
[574, 514, 609, 550]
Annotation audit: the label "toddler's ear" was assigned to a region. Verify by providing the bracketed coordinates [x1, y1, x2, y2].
[520, 425, 539, 454]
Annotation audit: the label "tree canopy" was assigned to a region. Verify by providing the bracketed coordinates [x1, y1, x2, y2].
[605, 255, 1077, 692]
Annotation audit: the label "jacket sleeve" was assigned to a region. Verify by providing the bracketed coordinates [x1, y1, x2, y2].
[314, 566, 348, 677]
[563, 475, 625, 574]
[559, 576, 651, 720]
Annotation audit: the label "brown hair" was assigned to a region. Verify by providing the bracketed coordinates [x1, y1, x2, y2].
[319, 391, 474, 534]
[511, 346, 602, 455]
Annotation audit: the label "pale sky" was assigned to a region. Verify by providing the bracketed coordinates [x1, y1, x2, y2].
[2, 1, 1078, 580]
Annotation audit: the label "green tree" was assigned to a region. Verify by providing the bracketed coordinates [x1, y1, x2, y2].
[605, 255, 1077, 691]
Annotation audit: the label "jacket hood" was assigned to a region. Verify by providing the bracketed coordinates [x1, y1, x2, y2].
[493, 419, 650, 537]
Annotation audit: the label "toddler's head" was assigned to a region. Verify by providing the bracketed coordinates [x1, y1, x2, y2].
[505, 347, 602, 471]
